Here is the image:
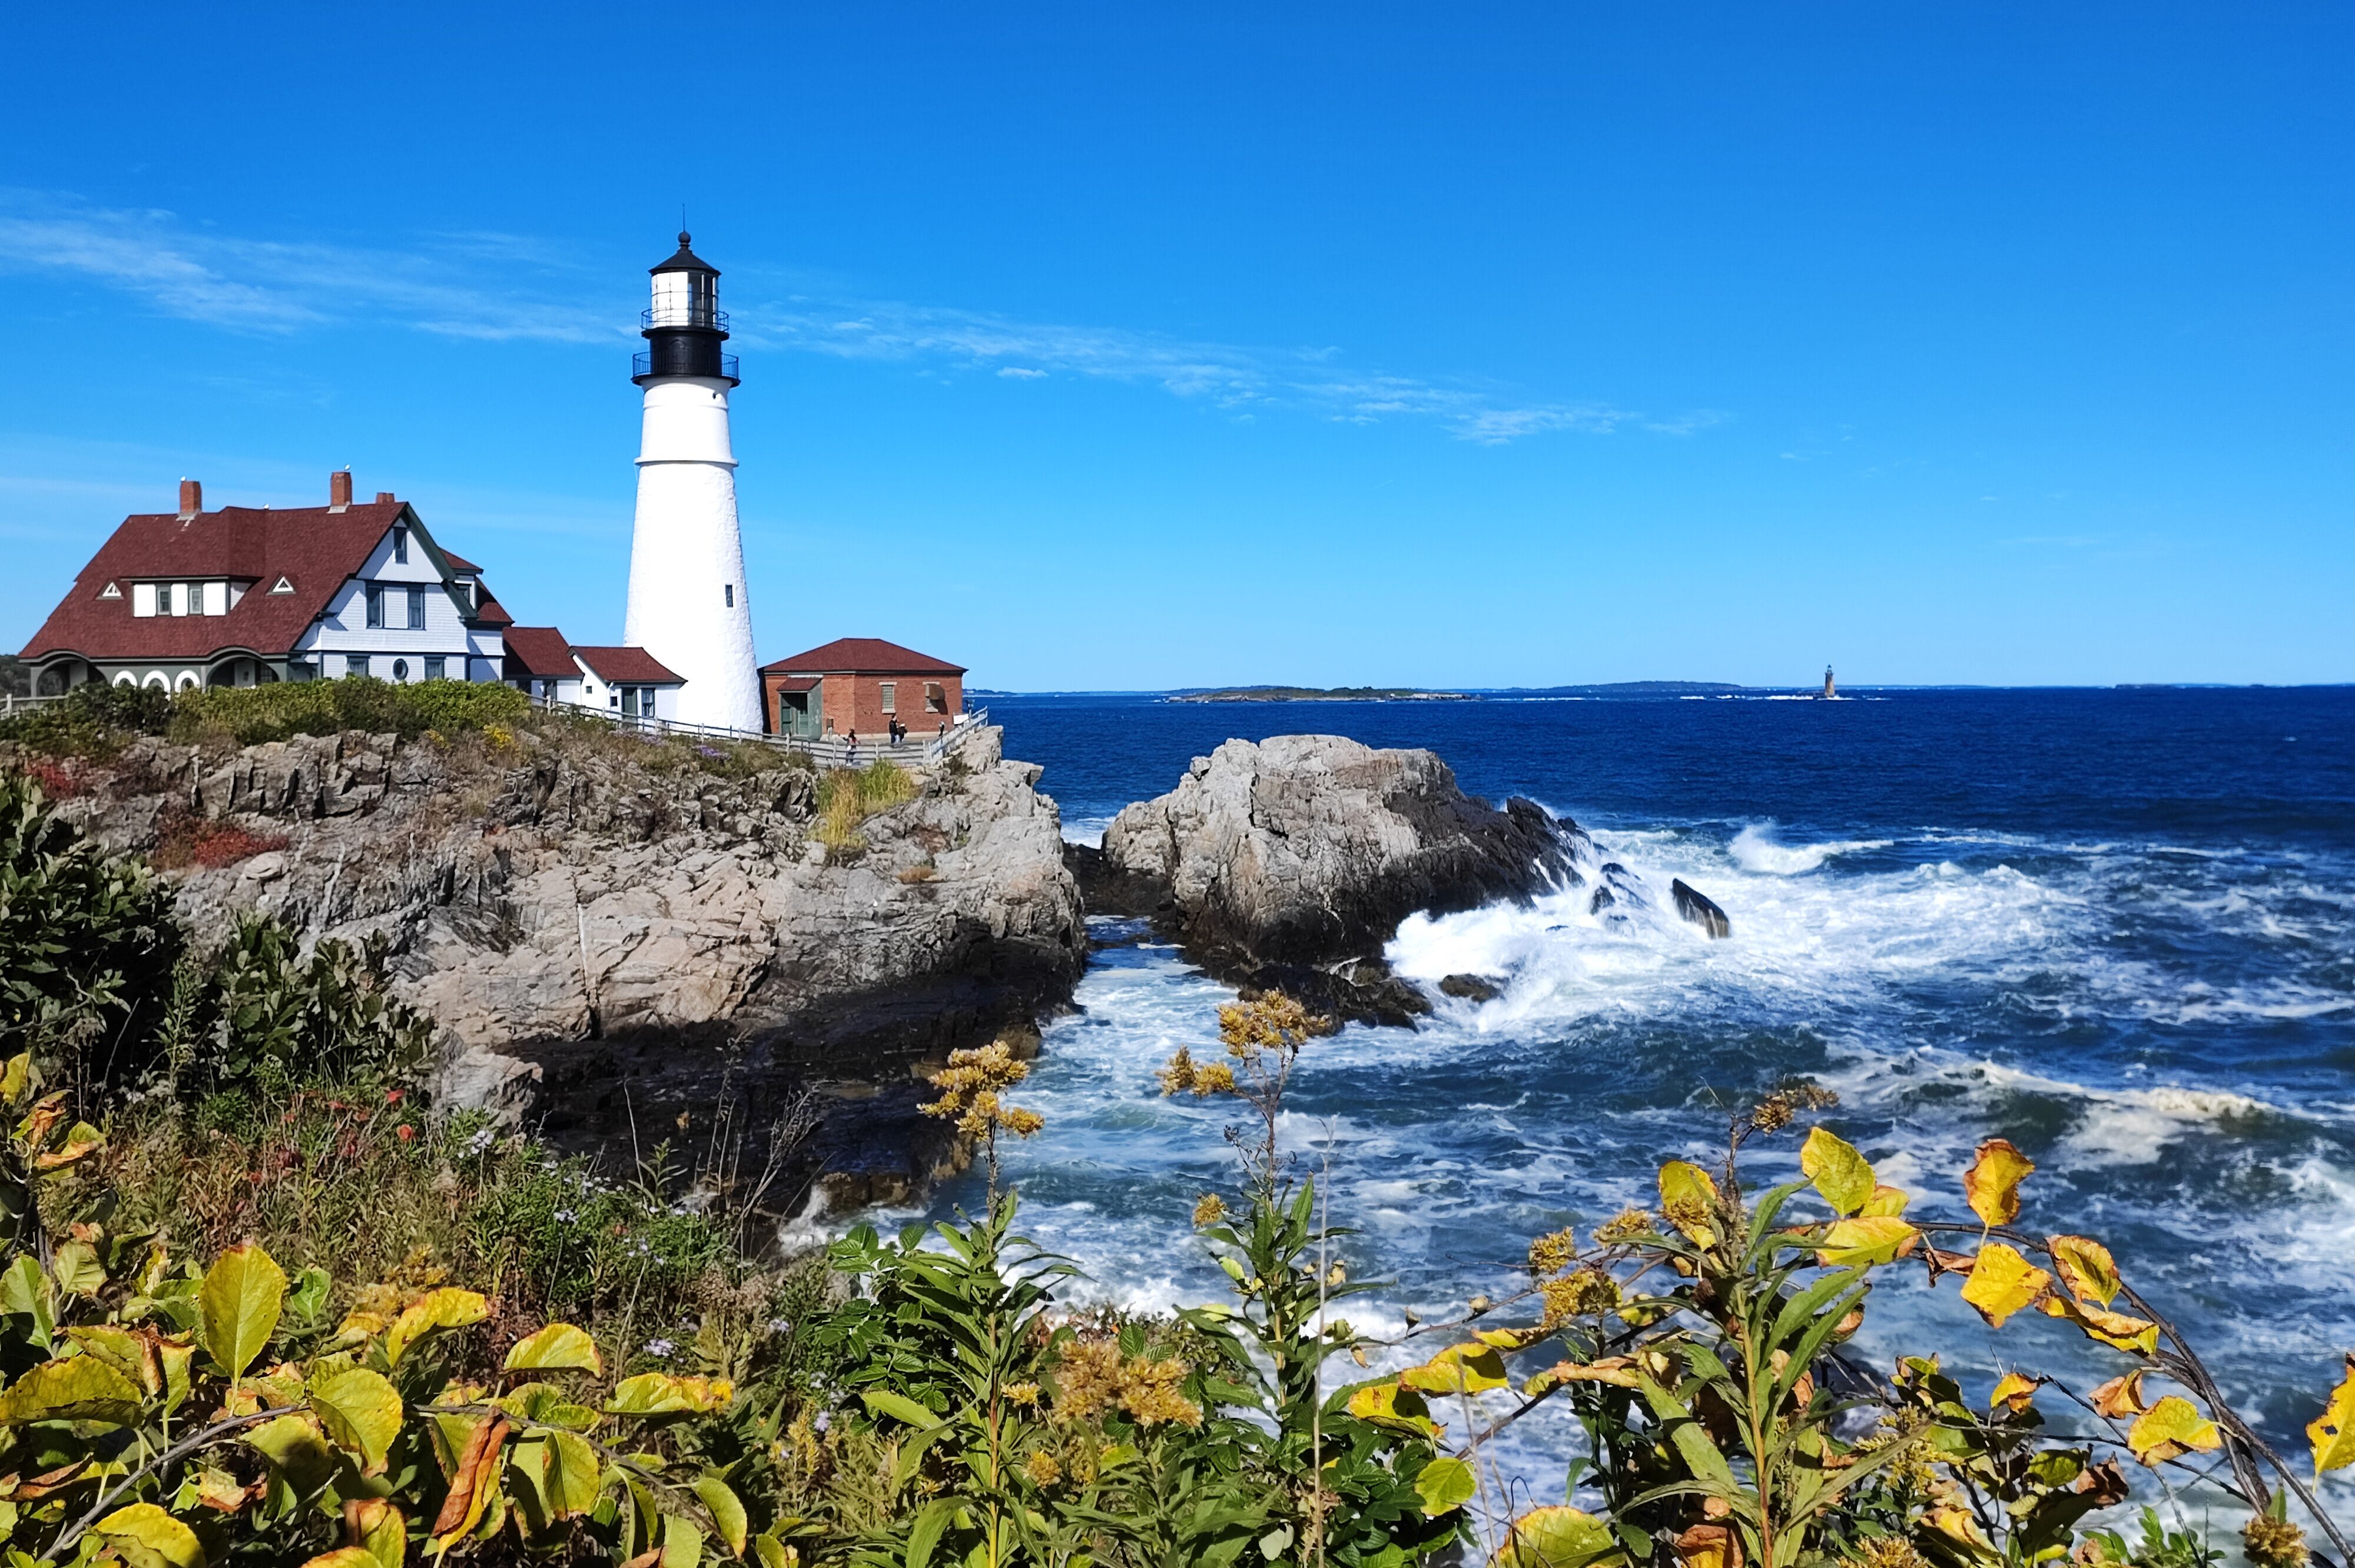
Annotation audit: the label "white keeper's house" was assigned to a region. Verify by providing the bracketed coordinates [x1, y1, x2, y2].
[18, 473, 515, 693]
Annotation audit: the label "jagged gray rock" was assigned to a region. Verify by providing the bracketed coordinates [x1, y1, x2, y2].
[1671, 878, 1732, 939]
[37, 725, 1084, 1159]
[1099, 735, 1578, 1022]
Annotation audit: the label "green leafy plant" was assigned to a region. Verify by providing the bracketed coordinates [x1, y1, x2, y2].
[0, 770, 180, 1084]
[167, 677, 530, 748]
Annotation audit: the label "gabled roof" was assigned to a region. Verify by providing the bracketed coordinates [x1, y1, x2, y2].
[761, 637, 964, 676]
[572, 646, 684, 685]
[470, 586, 514, 629]
[442, 550, 483, 574]
[503, 626, 577, 678]
[21, 500, 418, 663]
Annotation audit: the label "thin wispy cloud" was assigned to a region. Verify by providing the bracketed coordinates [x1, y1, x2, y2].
[0, 190, 1718, 444]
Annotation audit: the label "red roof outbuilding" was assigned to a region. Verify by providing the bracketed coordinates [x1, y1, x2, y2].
[759, 638, 965, 676]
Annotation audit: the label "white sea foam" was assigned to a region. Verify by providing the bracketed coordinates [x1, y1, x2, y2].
[1060, 815, 1112, 848]
[1729, 823, 1895, 875]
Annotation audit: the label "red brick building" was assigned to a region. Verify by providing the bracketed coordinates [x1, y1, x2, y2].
[759, 638, 965, 741]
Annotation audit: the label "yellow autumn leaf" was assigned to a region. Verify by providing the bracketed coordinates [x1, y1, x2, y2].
[310, 1367, 403, 1474]
[605, 1373, 734, 1417]
[1816, 1215, 1917, 1267]
[504, 1321, 603, 1376]
[2091, 1371, 2148, 1419]
[1957, 1243, 2050, 1328]
[1799, 1127, 1876, 1217]
[383, 1287, 487, 1368]
[1860, 1184, 1910, 1218]
[1658, 1161, 1720, 1244]
[1963, 1139, 2035, 1228]
[200, 1243, 287, 1383]
[2048, 1235, 2122, 1307]
[1524, 1358, 1641, 1396]
[1345, 1380, 1438, 1438]
[93, 1503, 204, 1568]
[2040, 1294, 2160, 1355]
[1399, 1342, 1511, 1395]
[1496, 1505, 1629, 1568]
[2128, 1396, 2220, 1466]
[1989, 1372, 2042, 1413]
[2308, 1355, 2355, 1480]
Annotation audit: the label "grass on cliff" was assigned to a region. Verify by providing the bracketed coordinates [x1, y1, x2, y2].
[812, 758, 918, 858]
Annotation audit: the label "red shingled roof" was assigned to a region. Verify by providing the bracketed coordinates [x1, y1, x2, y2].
[19, 500, 445, 662]
[572, 646, 684, 685]
[471, 590, 514, 629]
[761, 637, 964, 676]
[503, 626, 576, 677]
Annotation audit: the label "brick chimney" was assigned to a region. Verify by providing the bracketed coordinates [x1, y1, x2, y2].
[374, 491, 396, 504]
[329, 470, 353, 511]
[177, 479, 201, 519]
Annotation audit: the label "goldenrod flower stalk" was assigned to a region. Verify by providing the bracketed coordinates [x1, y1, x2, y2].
[919, 1037, 1046, 1204]
[1157, 992, 1334, 1200]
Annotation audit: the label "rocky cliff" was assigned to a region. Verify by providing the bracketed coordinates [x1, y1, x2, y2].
[29, 722, 1084, 1204]
[1090, 734, 1580, 1021]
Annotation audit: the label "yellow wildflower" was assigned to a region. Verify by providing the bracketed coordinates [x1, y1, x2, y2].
[1192, 1194, 1228, 1228]
[1022, 1450, 1063, 1487]
[1527, 1227, 1578, 1279]
[1593, 1209, 1652, 1245]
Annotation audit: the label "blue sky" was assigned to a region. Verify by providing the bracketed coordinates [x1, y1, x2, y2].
[4, 4, 2350, 689]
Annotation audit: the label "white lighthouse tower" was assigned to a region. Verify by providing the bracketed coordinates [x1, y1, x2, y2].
[623, 232, 762, 730]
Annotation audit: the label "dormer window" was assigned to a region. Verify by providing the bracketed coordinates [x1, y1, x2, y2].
[132, 584, 157, 617]
[392, 525, 409, 564]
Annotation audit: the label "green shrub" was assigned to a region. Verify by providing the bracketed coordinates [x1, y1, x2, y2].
[151, 913, 434, 1099]
[170, 675, 530, 747]
[0, 680, 171, 757]
[0, 769, 179, 1078]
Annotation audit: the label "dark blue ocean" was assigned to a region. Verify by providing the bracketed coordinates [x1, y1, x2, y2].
[920, 687, 2355, 1491]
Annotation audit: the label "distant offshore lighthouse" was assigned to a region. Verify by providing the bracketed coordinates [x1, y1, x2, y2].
[1822, 665, 1837, 699]
[623, 232, 761, 730]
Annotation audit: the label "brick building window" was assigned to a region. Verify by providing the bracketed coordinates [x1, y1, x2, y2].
[926, 682, 947, 713]
[879, 682, 896, 714]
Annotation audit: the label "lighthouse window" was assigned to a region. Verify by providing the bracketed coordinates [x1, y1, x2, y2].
[724, 584, 734, 607]
[407, 587, 427, 629]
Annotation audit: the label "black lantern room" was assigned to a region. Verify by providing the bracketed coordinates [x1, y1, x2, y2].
[633, 232, 739, 385]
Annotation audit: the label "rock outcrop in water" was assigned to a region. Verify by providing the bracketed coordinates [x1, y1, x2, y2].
[1671, 878, 1733, 939]
[1091, 735, 1579, 1022]
[25, 723, 1084, 1204]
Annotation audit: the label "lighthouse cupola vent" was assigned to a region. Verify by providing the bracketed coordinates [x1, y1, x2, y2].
[634, 231, 738, 384]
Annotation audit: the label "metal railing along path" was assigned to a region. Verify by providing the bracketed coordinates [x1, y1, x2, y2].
[527, 695, 989, 769]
